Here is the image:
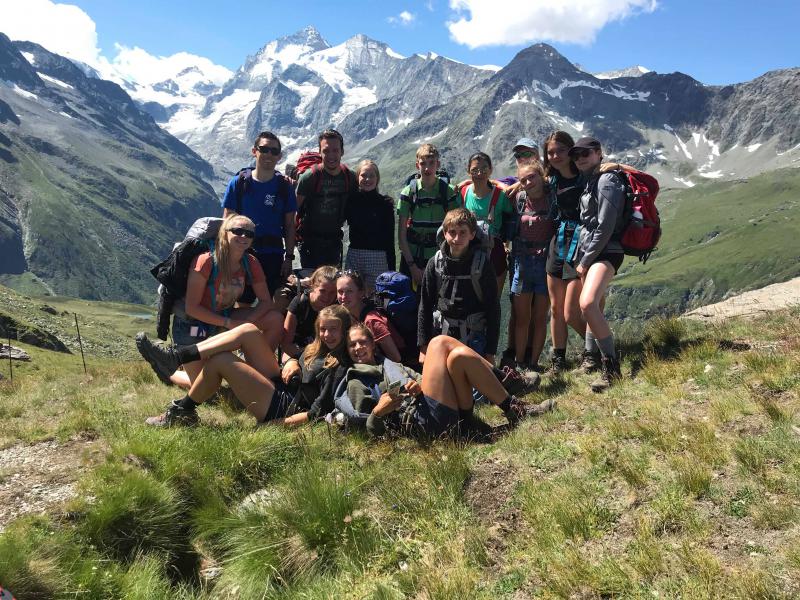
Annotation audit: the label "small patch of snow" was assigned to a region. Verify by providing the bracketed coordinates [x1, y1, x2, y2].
[473, 64, 501, 72]
[59, 111, 73, 119]
[38, 72, 73, 90]
[747, 143, 762, 153]
[674, 177, 695, 188]
[699, 170, 724, 179]
[11, 84, 37, 100]
[385, 47, 405, 59]
[21, 51, 36, 65]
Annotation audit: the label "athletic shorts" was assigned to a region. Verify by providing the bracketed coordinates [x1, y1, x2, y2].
[576, 248, 624, 274]
[264, 380, 296, 422]
[489, 238, 508, 277]
[511, 253, 548, 295]
[403, 394, 461, 439]
[172, 314, 221, 346]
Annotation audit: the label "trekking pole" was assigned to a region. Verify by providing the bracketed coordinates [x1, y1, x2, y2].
[74, 314, 87, 374]
[7, 335, 12, 382]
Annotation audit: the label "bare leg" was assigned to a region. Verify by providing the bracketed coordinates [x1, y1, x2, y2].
[548, 275, 569, 350]
[190, 324, 279, 379]
[230, 308, 284, 351]
[188, 353, 274, 421]
[529, 293, 550, 365]
[169, 369, 192, 389]
[496, 273, 506, 299]
[513, 292, 533, 363]
[579, 262, 616, 340]
[421, 336, 508, 411]
[564, 278, 587, 337]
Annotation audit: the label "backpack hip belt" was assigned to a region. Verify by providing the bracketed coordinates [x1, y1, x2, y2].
[253, 234, 283, 249]
[435, 311, 487, 340]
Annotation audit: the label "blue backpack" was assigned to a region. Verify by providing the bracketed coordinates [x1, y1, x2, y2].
[374, 271, 418, 348]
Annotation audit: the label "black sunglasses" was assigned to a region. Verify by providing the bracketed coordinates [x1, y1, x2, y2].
[228, 227, 255, 238]
[570, 148, 595, 159]
[513, 150, 537, 160]
[256, 145, 281, 156]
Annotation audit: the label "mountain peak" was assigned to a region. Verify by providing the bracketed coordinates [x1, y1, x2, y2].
[274, 26, 330, 53]
[594, 65, 652, 79]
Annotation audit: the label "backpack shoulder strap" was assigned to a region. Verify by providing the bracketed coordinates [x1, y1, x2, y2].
[470, 250, 486, 303]
[459, 184, 469, 205]
[439, 179, 451, 212]
[234, 168, 253, 214]
[487, 185, 502, 223]
[406, 178, 420, 218]
[311, 163, 324, 195]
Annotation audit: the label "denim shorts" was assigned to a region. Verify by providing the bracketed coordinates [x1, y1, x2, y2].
[172, 314, 221, 346]
[511, 253, 548, 295]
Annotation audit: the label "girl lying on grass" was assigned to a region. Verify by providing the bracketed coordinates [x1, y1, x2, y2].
[335, 325, 555, 440]
[138, 305, 352, 427]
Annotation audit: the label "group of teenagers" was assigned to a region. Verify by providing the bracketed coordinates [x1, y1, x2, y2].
[136, 126, 632, 441]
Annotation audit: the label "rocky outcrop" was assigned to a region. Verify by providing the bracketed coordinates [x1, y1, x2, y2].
[683, 277, 800, 323]
[0, 312, 70, 353]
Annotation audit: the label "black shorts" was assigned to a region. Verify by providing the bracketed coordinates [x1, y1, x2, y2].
[588, 252, 624, 274]
[264, 381, 296, 422]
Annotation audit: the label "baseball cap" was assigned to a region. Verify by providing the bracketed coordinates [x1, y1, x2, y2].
[512, 137, 539, 153]
[570, 137, 602, 153]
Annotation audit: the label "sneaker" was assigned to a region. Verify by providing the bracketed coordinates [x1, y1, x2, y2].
[573, 350, 602, 375]
[145, 399, 199, 427]
[546, 353, 568, 377]
[136, 332, 180, 384]
[590, 356, 622, 393]
[501, 365, 541, 396]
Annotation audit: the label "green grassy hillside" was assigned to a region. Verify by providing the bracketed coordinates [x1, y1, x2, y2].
[608, 167, 800, 322]
[1, 297, 798, 598]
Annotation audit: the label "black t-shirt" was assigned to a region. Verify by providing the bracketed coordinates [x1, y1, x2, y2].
[346, 190, 396, 262]
[552, 172, 583, 223]
[287, 292, 317, 348]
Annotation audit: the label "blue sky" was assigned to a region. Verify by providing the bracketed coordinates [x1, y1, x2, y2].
[5, 0, 800, 85]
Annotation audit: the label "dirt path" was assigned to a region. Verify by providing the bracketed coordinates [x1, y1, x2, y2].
[0, 438, 102, 531]
[683, 277, 800, 323]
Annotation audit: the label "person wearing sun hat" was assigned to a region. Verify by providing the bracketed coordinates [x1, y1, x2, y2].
[570, 136, 626, 392]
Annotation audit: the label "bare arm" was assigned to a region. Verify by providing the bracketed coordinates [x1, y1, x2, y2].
[281, 312, 300, 357]
[283, 210, 296, 276]
[184, 270, 228, 327]
[378, 336, 402, 363]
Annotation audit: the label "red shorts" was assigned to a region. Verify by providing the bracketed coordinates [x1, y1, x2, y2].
[490, 237, 508, 277]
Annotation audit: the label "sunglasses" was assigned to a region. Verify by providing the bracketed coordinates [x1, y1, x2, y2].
[469, 168, 488, 176]
[513, 150, 537, 160]
[228, 227, 255, 238]
[570, 148, 595, 159]
[256, 145, 281, 156]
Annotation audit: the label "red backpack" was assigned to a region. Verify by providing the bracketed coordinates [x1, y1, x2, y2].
[603, 167, 661, 263]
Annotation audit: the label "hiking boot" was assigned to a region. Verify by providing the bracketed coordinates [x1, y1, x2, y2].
[528, 398, 557, 416]
[500, 365, 541, 396]
[546, 353, 568, 377]
[501, 396, 527, 426]
[590, 356, 622, 393]
[136, 332, 180, 384]
[573, 350, 602, 375]
[145, 400, 199, 427]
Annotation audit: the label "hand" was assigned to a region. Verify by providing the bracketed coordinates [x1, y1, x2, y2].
[404, 380, 422, 397]
[411, 264, 423, 286]
[374, 392, 403, 417]
[283, 412, 309, 427]
[280, 256, 293, 277]
[576, 264, 587, 279]
[281, 360, 301, 384]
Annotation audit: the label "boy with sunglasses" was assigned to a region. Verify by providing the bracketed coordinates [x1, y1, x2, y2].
[222, 131, 297, 296]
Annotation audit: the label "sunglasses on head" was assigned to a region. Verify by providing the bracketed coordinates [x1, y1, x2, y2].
[513, 150, 537, 160]
[256, 145, 281, 156]
[570, 148, 595, 159]
[228, 227, 255, 239]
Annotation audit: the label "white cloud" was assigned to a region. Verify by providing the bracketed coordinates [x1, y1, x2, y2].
[112, 45, 232, 86]
[3, 0, 105, 66]
[388, 10, 417, 26]
[447, 0, 658, 48]
[2, 0, 230, 89]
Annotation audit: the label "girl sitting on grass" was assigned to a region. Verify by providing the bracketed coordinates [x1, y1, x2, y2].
[280, 304, 353, 425]
[335, 326, 555, 440]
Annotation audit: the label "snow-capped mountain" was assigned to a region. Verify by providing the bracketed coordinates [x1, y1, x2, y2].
[594, 65, 652, 79]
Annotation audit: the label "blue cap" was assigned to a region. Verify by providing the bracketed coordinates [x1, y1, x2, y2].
[512, 138, 539, 153]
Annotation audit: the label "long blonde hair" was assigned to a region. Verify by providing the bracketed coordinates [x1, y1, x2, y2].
[214, 213, 255, 288]
[304, 304, 352, 370]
